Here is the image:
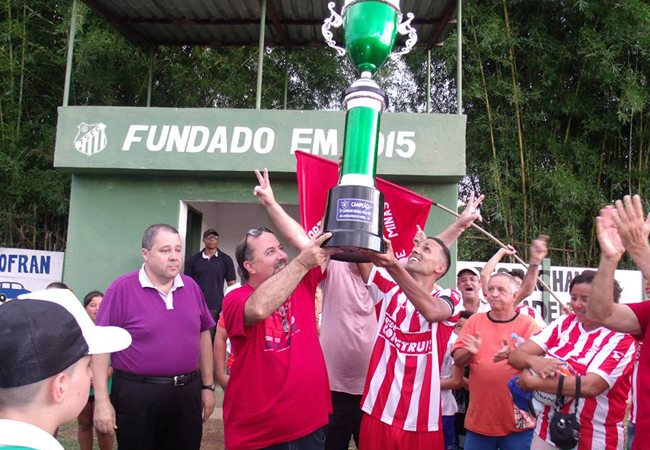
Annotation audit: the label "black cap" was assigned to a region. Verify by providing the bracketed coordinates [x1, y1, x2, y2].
[0, 289, 132, 388]
[203, 229, 219, 239]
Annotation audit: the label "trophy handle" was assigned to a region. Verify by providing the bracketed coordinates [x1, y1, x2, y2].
[322, 2, 347, 57]
[391, 12, 418, 60]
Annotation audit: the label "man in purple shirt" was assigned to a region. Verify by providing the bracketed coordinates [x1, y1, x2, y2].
[92, 223, 216, 450]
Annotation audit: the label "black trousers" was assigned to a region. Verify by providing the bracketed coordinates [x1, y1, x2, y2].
[323, 391, 363, 450]
[111, 372, 203, 450]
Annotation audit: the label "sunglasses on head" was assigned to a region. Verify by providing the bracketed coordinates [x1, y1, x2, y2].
[241, 227, 273, 263]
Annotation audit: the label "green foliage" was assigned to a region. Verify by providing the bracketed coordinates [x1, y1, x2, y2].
[2, 0, 650, 271]
[446, 0, 650, 268]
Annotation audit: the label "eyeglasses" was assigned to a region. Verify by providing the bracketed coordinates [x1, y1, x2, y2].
[204, 235, 219, 241]
[241, 227, 273, 265]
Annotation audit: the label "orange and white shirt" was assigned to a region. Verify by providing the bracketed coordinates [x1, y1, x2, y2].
[530, 315, 636, 450]
[361, 267, 460, 432]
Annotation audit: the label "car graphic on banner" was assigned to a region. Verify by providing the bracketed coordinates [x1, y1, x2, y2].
[0, 281, 31, 303]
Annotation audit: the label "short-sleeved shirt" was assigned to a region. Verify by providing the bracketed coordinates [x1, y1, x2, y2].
[361, 266, 461, 432]
[222, 268, 331, 450]
[0, 420, 63, 450]
[530, 314, 636, 450]
[626, 302, 650, 450]
[441, 332, 459, 416]
[452, 311, 541, 436]
[319, 261, 377, 395]
[96, 269, 215, 376]
[184, 249, 236, 312]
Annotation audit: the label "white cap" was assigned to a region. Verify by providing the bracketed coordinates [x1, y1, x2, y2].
[17, 289, 132, 355]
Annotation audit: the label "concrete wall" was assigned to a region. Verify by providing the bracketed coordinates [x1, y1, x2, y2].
[63, 174, 459, 296]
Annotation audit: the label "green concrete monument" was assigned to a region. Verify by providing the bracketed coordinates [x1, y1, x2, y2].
[321, 0, 417, 261]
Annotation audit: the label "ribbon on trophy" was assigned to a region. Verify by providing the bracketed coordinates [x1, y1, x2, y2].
[296, 151, 432, 260]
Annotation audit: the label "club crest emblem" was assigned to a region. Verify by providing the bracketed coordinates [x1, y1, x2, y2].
[74, 122, 107, 156]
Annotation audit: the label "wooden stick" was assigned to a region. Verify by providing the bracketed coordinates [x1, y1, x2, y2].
[431, 200, 567, 308]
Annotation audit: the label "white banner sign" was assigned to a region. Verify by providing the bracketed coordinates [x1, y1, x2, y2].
[457, 261, 644, 322]
[0, 248, 65, 301]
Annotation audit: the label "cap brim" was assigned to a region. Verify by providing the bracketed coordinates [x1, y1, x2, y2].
[85, 325, 132, 355]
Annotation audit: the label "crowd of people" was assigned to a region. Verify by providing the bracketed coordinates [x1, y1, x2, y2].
[0, 171, 649, 450]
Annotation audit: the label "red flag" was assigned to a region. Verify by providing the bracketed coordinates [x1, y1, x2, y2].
[296, 151, 433, 259]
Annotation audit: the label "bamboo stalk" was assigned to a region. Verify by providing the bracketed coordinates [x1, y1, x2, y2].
[502, 0, 528, 248]
[16, 3, 26, 137]
[430, 200, 566, 307]
[469, 16, 511, 243]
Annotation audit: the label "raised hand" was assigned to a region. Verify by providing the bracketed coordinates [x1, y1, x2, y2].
[596, 206, 625, 260]
[529, 235, 549, 265]
[498, 245, 517, 258]
[457, 192, 485, 231]
[413, 224, 426, 246]
[253, 168, 276, 207]
[295, 232, 340, 270]
[611, 195, 650, 254]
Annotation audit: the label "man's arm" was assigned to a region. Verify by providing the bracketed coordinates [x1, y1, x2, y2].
[587, 205, 642, 334]
[480, 246, 516, 293]
[435, 192, 485, 247]
[92, 353, 116, 435]
[508, 340, 563, 378]
[452, 332, 481, 367]
[244, 233, 338, 324]
[518, 370, 609, 398]
[199, 330, 215, 422]
[214, 326, 229, 389]
[254, 168, 310, 251]
[514, 235, 549, 305]
[440, 364, 463, 390]
[362, 239, 452, 323]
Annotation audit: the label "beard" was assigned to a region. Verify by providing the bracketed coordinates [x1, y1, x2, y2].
[273, 258, 288, 273]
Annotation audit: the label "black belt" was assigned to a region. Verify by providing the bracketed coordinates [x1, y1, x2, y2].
[113, 368, 198, 387]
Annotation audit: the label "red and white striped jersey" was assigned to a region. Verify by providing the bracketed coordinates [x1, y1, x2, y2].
[628, 343, 641, 424]
[361, 267, 461, 432]
[530, 315, 636, 450]
[515, 304, 546, 329]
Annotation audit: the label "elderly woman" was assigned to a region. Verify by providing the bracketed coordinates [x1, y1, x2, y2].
[509, 271, 636, 450]
[452, 272, 541, 450]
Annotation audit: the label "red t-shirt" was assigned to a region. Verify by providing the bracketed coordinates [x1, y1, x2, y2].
[222, 268, 331, 450]
[627, 301, 650, 450]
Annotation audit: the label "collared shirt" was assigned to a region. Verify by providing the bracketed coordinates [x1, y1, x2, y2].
[184, 249, 236, 312]
[97, 270, 215, 376]
[138, 265, 184, 310]
[0, 420, 63, 450]
[201, 250, 218, 259]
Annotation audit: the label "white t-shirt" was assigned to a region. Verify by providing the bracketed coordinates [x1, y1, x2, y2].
[440, 331, 459, 416]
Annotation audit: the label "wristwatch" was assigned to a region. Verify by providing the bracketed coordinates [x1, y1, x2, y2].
[202, 384, 216, 391]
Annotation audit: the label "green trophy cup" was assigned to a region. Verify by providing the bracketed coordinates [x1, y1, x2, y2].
[320, 0, 417, 261]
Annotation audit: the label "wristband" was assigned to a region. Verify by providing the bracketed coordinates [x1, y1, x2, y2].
[202, 384, 216, 391]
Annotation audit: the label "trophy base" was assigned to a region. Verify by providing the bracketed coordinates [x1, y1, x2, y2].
[322, 184, 385, 263]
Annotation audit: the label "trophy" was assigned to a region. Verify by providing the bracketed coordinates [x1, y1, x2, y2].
[320, 0, 417, 261]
